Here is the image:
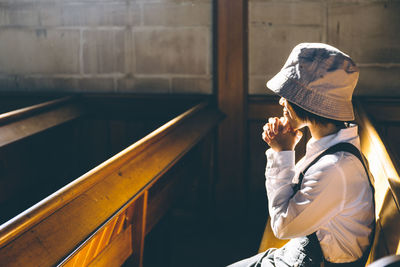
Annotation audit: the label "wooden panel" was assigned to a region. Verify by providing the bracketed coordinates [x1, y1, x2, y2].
[87, 226, 133, 267]
[354, 102, 400, 262]
[247, 121, 269, 232]
[0, 120, 84, 224]
[367, 189, 400, 263]
[216, 0, 248, 221]
[360, 98, 400, 123]
[248, 96, 281, 121]
[198, 133, 217, 222]
[146, 150, 195, 233]
[368, 219, 387, 263]
[377, 190, 400, 257]
[388, 178, 400, 212]
[61, 212, 127, 267]
[0, 96, 74, 125]
[383, 125, 400, 164]
[0, 94, 61, 114]
[0, 102, 223, 267]
[81, 94, 209, 121]
[130, 192, 147, 267]
[109, 120, 128, 156]
[79, 118, 112, 170]
[143, 134, 219, 267]
[355, 102, 400, 217]
[0, 102, 83, 147]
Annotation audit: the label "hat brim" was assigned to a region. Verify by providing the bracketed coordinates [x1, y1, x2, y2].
[266, 72, 355, 121]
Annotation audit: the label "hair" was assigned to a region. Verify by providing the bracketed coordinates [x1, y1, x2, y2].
[288, 101, 348, 128]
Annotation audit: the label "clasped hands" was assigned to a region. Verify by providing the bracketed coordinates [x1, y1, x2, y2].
[262, 117, 303, 152]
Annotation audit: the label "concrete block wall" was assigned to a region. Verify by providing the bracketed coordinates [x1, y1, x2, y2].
[0, 0, 212, 94]
[249, 0, 400, 96]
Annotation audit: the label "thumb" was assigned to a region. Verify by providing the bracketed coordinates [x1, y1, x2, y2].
[282, 120, 291, 134]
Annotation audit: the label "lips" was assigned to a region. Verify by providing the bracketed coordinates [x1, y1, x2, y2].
[283, 110, 289, 117]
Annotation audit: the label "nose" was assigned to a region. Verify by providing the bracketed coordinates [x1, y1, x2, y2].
[279, 97, 286, 106]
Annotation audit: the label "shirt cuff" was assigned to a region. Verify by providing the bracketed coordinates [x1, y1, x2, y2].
[266, 148, 295, 170]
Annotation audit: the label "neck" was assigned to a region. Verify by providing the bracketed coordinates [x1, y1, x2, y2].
[308, 122, 342, 140]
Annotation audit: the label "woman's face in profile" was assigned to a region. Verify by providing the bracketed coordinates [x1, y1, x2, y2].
[279, 97, 304, 130]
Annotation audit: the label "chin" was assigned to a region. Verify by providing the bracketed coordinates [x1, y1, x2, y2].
[288, 120, 302, 131]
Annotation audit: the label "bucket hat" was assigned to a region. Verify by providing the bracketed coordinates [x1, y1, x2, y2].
[266, 43, 359, 121]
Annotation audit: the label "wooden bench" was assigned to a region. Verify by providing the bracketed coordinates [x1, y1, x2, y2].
[0, 96, 84, 223]
[0, 94, 212, 224]
[258, 101, 400, 265]
[0, 97, 223, 267]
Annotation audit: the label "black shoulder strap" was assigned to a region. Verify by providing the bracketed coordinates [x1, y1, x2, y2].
[293, 142, 374, 196]
[294, 142, 375, 266]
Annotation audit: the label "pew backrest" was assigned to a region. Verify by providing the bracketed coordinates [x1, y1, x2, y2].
[0, 96, 82, 147]
[355, 102, 400, 263]
[0, 96, 85, 224]
[0, 101, 223, 267]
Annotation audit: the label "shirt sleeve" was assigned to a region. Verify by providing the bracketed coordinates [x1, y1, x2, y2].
[265, 148, 347, 239]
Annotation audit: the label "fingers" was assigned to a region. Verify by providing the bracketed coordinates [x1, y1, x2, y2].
[268, 117, 276, 134]
[262, 116, 292, 145]
[263, 123, 273, 140]
[268, 117, 283, 135]
[282, 120, 291, 134]
[267, 118, 274, 133]
[262, 122, 275, 144]
[267, 127, 273, 140]
[263, 116, 303, 151]
[262, 131, 271, 144]
[262, 117, 285, 144]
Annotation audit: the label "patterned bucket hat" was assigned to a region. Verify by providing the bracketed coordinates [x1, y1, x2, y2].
[266, 43, 359, 121]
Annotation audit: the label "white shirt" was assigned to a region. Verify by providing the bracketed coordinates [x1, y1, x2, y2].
[265, 125, 374, 263]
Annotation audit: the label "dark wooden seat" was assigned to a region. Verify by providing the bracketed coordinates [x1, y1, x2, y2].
[258, 101, 400, 265]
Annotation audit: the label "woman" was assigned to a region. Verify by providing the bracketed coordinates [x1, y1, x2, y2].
[228, 43, 374, 267]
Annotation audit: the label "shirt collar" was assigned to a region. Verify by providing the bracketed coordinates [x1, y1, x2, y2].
[305, 124, 360, 160]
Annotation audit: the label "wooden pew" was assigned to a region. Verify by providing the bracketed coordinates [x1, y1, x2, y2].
[0, 94, 211, 224]
[355, 102, 400, 263]
[0, 95, 82, 147]
[0, 94, 63, 114]
[0, 96, 85, 223]
[257, 100, 400, 265]
[0, 99, 223, 267]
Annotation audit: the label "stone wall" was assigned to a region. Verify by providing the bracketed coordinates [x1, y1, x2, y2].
[0, 0, 213, 94]
[249, 0, 400, 96]
[1, 1, 398, 96]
